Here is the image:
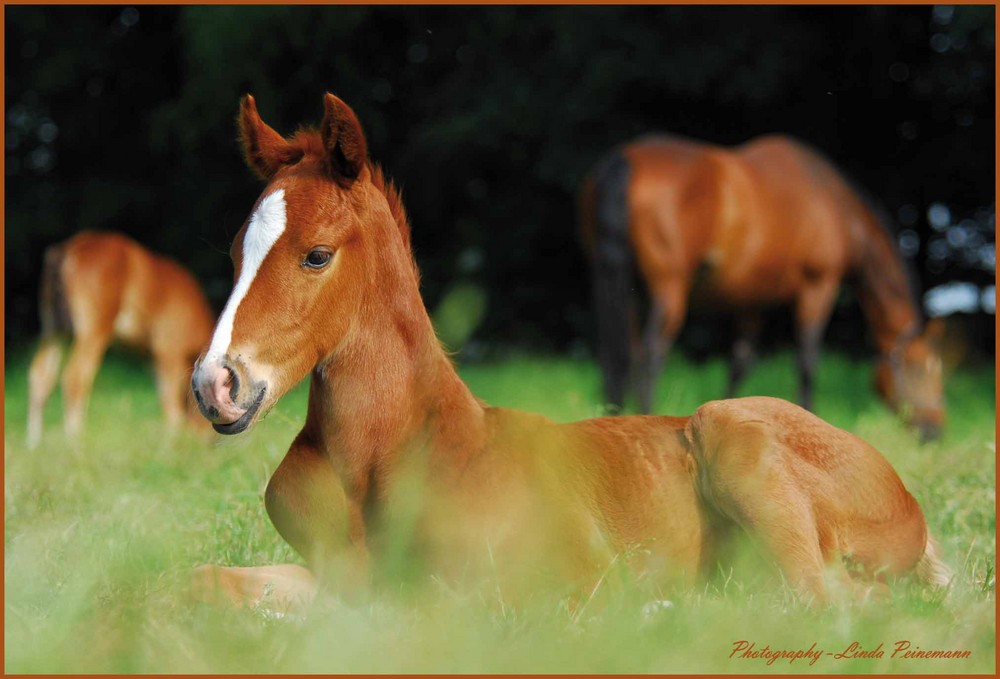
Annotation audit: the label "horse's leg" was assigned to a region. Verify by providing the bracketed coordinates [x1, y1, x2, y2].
[725, 312, 763, 399]
[61, 332, 111, 442]
[27, 338, 65, 449]
[633, 301, 663, 414]
[794, 277, 839, 411]
[635, 279, 687, 414]
[264, 436, 369, 596]
[190, 563, 318, 616]
[192, 437, 360, 615]
[152, 350, 189, 431]
[592, 265, 635, 413]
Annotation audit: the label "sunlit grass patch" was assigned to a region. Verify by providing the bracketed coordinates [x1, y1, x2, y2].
[4, 348, 995, 673]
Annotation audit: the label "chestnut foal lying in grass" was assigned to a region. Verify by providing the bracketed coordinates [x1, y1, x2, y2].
[189, 93, 951, 614]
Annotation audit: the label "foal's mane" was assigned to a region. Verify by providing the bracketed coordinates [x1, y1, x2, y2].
[289, 128, 416, 273]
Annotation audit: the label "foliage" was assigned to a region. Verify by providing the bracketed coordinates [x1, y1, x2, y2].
[4, 349, 995, 673]
[4, 6, 995, 353]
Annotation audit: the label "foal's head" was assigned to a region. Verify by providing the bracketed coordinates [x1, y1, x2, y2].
[875, 319, 946, 442]
[192, 94, 414, 434]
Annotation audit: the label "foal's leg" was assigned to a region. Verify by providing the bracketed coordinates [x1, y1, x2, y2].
[265, 436, 370, 596]
[725, 312, 763, 399]
[192, 438, 357, 615]
[59, 275, 120, 444]
[152, 350, 190, 431]
[190, 564, 317, 616]
[794, 277, 839, 411]
[635, 278, 688, 414]
[27, 338, 64, 449]
[61, 333, 111, 442]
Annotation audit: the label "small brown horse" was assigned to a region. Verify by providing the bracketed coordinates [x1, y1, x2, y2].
[190, 94, 950, 613]
[579, 135, 945, 440]
[27, 232, 215, 448]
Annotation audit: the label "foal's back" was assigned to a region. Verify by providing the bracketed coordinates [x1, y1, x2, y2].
[473, 396, 933, 601]
[60, 231, 213, 355]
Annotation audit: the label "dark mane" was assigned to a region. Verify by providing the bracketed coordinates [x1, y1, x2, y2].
[847, 177, 923, 322]
[792, 136, 923, 325]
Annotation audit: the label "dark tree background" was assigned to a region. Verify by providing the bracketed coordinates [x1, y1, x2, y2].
[5, 6, 995, 359]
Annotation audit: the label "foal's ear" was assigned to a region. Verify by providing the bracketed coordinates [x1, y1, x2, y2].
[320, 93, 368, 183]
[239, 94, 300, 181]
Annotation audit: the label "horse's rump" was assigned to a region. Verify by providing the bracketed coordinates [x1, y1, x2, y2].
[38, 243, 72, 339]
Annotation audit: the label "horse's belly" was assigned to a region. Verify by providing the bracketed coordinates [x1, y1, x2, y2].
[111, 289, 152, 345]
[112, 308, 146, 343]
[692, 259, 800, 308]
[112, 253, 160, 346]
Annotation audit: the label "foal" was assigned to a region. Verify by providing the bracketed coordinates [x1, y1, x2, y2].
[27, 232, 215, 447]
[190, 94, 950, 612]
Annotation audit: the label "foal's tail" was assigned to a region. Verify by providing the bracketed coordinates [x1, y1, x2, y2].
[27, 243, 70, 449]
[915, 536, 953, 589]
[580, 148, 634, 412]
[38, 243, 72, 340]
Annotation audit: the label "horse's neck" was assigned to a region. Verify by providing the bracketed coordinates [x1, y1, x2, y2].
[853, 216, 921, 354]
[305, 280, 485, 492]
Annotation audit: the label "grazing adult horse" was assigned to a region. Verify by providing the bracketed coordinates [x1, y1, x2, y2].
[579, 135, 945, 440]
[27, 232, 215, 448]
[190, 94, 950, 613]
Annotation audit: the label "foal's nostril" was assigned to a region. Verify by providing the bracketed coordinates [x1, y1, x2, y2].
[225, 365, 240, 401]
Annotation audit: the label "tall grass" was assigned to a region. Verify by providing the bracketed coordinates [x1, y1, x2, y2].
[4, 348, 995, 673]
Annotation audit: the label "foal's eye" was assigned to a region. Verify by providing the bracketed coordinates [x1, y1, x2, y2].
[303, 248, 333, 269]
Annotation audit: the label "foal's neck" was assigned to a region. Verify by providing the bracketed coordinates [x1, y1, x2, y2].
[306, 224, 484, 489]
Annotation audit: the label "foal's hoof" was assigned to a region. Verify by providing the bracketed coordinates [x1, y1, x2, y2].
[641, 599, 675, 624]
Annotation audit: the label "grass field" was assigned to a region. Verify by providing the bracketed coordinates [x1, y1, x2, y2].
[4, 347, 995, 673]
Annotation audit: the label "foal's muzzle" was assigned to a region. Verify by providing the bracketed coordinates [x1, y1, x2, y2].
[191, 356, 267, 435]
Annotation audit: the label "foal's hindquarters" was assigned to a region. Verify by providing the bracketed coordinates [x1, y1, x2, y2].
[684, 396, 944, 602]
[202, 396, 947, 613]
[500, 396, 941, 605]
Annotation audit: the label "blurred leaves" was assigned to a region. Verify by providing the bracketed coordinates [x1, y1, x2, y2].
[5, 6, 995, 354]
[431, 282, 488, 352]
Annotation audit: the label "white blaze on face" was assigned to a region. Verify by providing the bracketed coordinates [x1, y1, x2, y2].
[205, 188, 287, 362]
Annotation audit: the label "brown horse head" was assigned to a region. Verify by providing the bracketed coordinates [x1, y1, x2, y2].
[875, 319, 946, 442]
[192, 93, 415, 434]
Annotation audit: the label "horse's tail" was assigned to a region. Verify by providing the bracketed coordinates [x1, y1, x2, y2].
[914, 535, 953, 589]
[38, 243, 72, 339]
[581, 147, 634, 412]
